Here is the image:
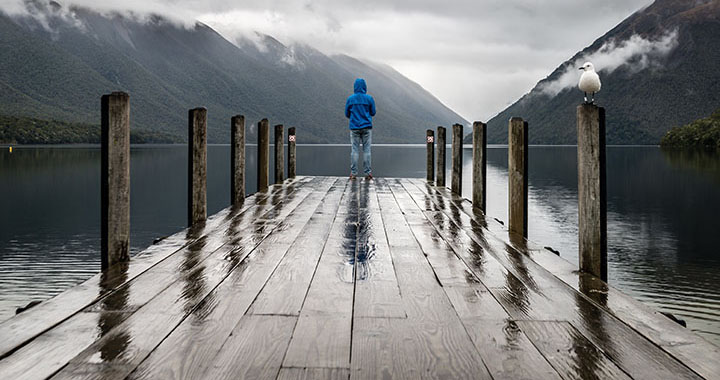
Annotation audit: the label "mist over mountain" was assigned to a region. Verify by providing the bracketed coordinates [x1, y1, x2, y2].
[478, 0, 720, 145]
[0, 1, 466, 143]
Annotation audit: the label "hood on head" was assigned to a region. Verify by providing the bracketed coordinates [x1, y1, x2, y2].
[354, 78, 367, 94]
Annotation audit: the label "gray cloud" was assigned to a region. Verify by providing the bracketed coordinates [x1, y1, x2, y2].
[1, 0, 653, 122]
[538, 30, 679, 97]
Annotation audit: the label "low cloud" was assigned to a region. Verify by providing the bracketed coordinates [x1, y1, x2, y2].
[0, 0, 654, 122]
[537, 30, 679, 97]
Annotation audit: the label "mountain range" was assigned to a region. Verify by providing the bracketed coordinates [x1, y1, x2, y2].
[475, 0, 720, 145]
[0, 1, 466, 143]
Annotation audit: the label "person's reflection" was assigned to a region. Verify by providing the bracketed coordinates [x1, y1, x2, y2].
[355, 180, 373, 281]
[342, 179, 360, 283]
[97, 262, 131, 362]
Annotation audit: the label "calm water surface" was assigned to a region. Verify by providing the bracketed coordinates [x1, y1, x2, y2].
[1, 145, 719, 345]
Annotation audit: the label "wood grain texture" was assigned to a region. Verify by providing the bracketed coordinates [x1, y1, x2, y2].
[126, 179, 337, 380]
[472, 121, 487, 211]
[518, 320, 631, 380]
[577, 104, 607, 281]
[101, 91, 130, 269]
[257, 118, 270, 191]
[275, 124, 285, 184]
[3, 176, 715, 380]
[288, 126, 296, 178]
[451, 123, 463, 195]
[231, 115, 245, 206]
[188, 107, 208, 226]
[508, 117, 528, 238]
[435, 126, 446, 187]
[282, 314, 352, 368]
[351, 317, 492, 380]
[403, 178, 704, 380]
[203, 315, 296, 380]
[277, 367, 349, 380]
[426, 129, 434, 182]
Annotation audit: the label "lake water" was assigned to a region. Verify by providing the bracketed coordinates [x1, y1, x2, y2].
[1, 145, 719, 346]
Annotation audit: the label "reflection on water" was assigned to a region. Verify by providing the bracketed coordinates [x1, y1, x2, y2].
[1, 145, 719, 345]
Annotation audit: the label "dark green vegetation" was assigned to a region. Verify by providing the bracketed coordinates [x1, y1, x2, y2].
[0, 114, 180, 144]
[0, 3, 465, 144]
[660, 108, 720, 149]
[468, 0, 720, 145]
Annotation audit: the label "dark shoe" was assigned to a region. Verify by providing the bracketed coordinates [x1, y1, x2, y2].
[365, 173, 373, 180]
[349, 174, 357, 180]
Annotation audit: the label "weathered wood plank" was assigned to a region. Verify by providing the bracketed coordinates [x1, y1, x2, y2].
[249, 181, 345, 316]
[202, 316, 296, 380]
[518, 320, 631, 380]
[49, 179, 330, 379]
[351, 317, 492, 380]
[353, 180, 405, 318]
[403, 178, 704, 380]
[277, 367, 349, 380]
[0, 178, 304, 361]
[443, 286, 561, 380]
[282, 314, 352, 369]
[121, 179, 338, 380]
[282, 179, 357, 369]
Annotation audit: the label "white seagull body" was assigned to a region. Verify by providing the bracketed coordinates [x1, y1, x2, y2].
[579, 62, 601, 103]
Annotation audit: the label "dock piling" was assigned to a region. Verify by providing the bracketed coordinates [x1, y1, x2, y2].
[101, 92, 130, 270]
[426, 129, 434, 182]
[436, 126, 446, 187]
[231, 115, 245, 206]
[451, 124, 463, 196]
[472, 121, 487, 211]
[288, 127, 296, 178]
[275, 124, 284, 184]
[188, 107, 208, 226]
[257, 119, 270, 192]
[577, 104, 607, 281]
[508, 117, 528, 238]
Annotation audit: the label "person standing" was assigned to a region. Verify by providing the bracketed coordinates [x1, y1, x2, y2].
[345, 78, 376, 180]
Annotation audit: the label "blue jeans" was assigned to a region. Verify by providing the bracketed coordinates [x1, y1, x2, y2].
[350, 128, 371, 175]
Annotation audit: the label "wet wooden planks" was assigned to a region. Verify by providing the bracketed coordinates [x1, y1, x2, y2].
[0, 176, 717, 379]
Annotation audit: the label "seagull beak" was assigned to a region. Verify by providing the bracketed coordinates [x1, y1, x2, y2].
[578, 67, 584, 71]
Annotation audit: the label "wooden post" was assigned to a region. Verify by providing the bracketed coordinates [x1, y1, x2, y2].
[426, 129, 434, 182]
[274, 124, 284, 184]
[288, 127, 296, 178]
[508, 117, 528, 238]
[472, 121, 487, 211]
[101, 92, 130, 270]
[188, 107, 207, 226]
[257, 119, 269, 191]
[436, 126, 446, 187]
[231, 115, 245, 206]
[451, 124, 463, 196]
[577, 104, 607, 281]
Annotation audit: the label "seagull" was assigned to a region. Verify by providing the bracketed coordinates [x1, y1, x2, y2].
[578, 62, 601, 104]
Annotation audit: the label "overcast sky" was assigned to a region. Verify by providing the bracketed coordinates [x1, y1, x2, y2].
[5, 0, 653, 122]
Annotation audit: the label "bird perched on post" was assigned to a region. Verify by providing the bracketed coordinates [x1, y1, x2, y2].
[578, 62, 601, 104]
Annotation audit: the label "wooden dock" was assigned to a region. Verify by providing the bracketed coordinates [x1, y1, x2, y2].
[1, 176, 718, 379]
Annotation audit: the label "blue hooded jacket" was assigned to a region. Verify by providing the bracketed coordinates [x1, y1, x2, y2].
[345, 78, 376, 130]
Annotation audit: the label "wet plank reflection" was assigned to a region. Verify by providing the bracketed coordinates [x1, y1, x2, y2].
[0, 176, 717, 379]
